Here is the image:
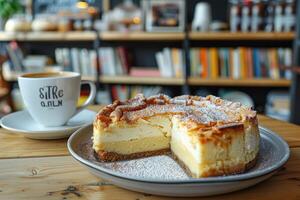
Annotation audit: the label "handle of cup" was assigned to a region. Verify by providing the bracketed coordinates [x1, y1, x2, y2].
[74, 80, 96, 116]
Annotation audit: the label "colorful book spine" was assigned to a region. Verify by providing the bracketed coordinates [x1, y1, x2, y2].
[209, 48, 219, 79]
[199, 48, 208, 78]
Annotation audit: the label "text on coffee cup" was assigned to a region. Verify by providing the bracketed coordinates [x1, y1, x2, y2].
[39, 86, 63, 108]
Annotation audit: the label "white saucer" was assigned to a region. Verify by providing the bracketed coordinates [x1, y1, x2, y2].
[0, 109, 97, 139]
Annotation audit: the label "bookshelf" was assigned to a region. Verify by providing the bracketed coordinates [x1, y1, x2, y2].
[0, 31, 295, 42]
[0, 31, 96, 41]
[188, 77, 291, 87]
[0, 0, 298, 115]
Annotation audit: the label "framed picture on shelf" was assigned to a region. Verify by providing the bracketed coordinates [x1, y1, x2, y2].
[143, 0, 185, 32]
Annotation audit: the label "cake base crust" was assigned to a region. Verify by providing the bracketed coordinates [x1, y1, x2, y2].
[95, 148, 170, 162]
[171, 151, 258, 178]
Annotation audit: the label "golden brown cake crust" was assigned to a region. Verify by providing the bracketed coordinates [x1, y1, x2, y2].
[95, 148, 170, 162]
[95, 94, 257, 130]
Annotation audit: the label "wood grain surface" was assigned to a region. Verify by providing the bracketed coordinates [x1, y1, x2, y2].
[0, 106, 99, 159]
[0, 106, 299, 199]
[0, 148, 299, 200]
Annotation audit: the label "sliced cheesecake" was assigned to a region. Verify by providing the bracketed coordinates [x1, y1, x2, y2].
[92, 94, 260, 178]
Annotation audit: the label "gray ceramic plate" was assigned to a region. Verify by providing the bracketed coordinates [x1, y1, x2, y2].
[67, 125, 290, 197]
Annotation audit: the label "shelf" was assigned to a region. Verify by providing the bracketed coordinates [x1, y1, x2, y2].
[0, 32, 25, 41]
[188, 77, 291, 87]
[0, 31, 96, 41]
[0, 31, 184, 41]
[0, 31, 295, 42]
[189, 32, 295, 41]
[99, 32, 185, 41]
[25, 32, 65, 41]
[2, 71, 96, 82]
[81, 76, 97, 81]
[62, 31, 97, 41]
[99, 75, 184, 85]
[3, 71, 291, 87]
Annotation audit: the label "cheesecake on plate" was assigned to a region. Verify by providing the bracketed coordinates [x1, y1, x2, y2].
[92, 94, 259, 178]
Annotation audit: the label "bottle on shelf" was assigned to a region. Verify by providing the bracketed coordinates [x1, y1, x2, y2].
[251, 0, 264, 32]
[241, 0, 252, 32]
[229, 0, 242, 32]
[274, 0, 284, 32]
[283, 0, 296, 32]
[263, 0, 275, 32]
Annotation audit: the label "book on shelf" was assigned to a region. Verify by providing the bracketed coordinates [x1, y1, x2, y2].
[155, 48, 184, 78]
[95, 89, 111, 105]
[55, 48, 91, 76]
[265, 91, 290, 122]
[116, 47, 130, 74]
[129, 67, 161, 77]
[98, 47, 130, 76]
[55, 46, 131, 77]
[89, 50, 98, 76]
[5, 42, 24, 71]
[190, 47, 293, 80]
[80, 48, 90, 76]
[5, 42, 55, 74]
[62, 48, 72, 71]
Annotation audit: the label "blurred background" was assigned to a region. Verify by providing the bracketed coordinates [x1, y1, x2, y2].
[0, 0, 299, 124]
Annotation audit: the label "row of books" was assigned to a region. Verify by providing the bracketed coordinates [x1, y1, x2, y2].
[55, 47, 131, 76]
[55, 47, 185, 78]
[190, 47, 293, 79]
[54, 46, 292, 80]
[55, 48, 97, 77]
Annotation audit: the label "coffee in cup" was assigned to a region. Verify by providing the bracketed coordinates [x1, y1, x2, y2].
[18, 71, 96, 127]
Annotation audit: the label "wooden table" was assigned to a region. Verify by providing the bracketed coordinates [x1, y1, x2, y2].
[1, 106, 300, 200]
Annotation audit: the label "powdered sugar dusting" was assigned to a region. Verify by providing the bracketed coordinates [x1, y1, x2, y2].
[98, 155, 190, 180]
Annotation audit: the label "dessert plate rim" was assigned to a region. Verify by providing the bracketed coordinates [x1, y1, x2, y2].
[68, 124, 290, 184]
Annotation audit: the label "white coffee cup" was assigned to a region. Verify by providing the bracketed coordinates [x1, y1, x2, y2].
[18, 71, 96, 127]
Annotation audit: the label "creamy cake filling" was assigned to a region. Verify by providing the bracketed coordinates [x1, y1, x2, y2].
[93, 115, 172, 152]
[98, 136, 170, 155]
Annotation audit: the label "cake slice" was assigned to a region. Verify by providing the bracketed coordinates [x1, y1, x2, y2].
[92, 94, 259, 178]
[93, 114, 172, 161]
[171, 115, 259, 177]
